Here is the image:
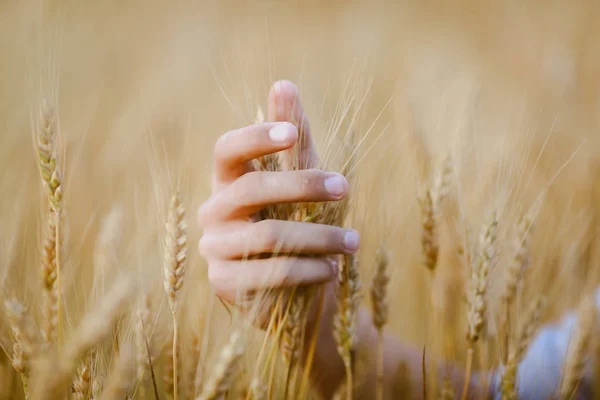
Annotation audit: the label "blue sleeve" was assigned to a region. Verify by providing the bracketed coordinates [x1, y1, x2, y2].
[491, 289, 599, 400]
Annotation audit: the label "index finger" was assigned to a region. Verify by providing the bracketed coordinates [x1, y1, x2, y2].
[268, 80, 318, 170]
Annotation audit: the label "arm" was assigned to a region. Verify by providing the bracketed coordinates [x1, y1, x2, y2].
[198, 80, 483, 399]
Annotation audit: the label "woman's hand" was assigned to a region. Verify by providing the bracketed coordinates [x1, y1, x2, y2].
[197, 80, 360, 323]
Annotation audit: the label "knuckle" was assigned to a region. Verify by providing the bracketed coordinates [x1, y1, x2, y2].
[198, 235, 211, 258]
[254, 220, 281, 251]
[298, 169, 323, 197]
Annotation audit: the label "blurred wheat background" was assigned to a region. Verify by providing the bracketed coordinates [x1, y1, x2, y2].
[1, 0, 600, 399]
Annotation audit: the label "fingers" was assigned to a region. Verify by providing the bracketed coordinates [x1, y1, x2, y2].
[208, 256, 337, 304]
[199, 220, 360, 259]
[213, 122, 299, 186]
[197, 169, 348, 225]
[268, 80, 318, 169]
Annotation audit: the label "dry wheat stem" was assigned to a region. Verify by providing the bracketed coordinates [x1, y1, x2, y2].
[196, 330, 245, 400]
[559, 294, 598, 399]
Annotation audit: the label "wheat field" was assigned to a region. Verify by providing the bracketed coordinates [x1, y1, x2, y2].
[1, 0, 600, 399]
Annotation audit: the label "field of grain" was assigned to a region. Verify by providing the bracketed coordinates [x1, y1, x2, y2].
[1, 1, 600, 399]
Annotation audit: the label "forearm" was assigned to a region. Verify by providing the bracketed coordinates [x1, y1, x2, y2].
[303, 293, 482, 399]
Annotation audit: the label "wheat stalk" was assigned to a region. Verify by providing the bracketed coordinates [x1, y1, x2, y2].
[559, 293, 598, 399]
[370, 247, 390, 400]
[196, 330, 245, 400]
[163, 191, 187, 400]
[461, 214, 498, 400]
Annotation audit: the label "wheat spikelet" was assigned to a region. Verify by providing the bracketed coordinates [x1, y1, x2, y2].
[99, 344, 135, 400]
[370, 248, 390, 331]
[196, 330, 245, 400]
[30, 277, 135, 400]
[500, 296, 545, 400]
[36, 100, 62, 215]
[334, 253, 362, 400]
[163, 191, 187, 400]
[40, 211, 58, 345]
[370, 247, 389, 400]
[418, 190, 438, 271]
[35, 99, 64, 346]
[503, 216, 532, 304]
[280, 290, 304, 367]
[5, 299, 38, 397]
[466, 215, 499, 343]
[559, 294, 598, 399]
[163, 192, 187, 311]
[461, 214, 498, 400]
[72, 356, 92, 400]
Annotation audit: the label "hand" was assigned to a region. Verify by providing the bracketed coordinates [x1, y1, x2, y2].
[197, 80, 360, 326]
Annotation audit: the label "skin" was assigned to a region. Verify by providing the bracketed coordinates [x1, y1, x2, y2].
[197, 80, 483, 399]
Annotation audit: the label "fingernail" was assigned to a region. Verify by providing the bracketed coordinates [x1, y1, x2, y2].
[274, 81, 286, 118]
[269, 124, 290, 142]
[344, 230, 360, 252]
[324, 174, 347, 198]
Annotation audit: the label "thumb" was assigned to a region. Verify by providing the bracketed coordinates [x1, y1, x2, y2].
[268, 80, 318, 169]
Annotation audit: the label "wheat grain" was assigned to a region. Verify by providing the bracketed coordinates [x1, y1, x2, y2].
[72, 356, 92, 400]
[40, 211, 58, 345]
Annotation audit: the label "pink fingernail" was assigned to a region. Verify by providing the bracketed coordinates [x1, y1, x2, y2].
[324, 174, 347, 198]
[344, 230, 360, 252]
[269, 124, 290, 142]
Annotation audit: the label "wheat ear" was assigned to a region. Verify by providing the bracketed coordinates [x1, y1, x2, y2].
[500, 296, 545, 400]
[196, 330, 245, 400]
[163, 191, 187, 400]
[334, 253, 362, 400]
[30, 277, 135, 400]
[461, 215, 498, 400]
[5, 299, 38, 398]
[370, 247, 390, 400]
[72, 355, 92, 400]
[40, 211, 58, 345]
[36, 100, 63, 345]
[559, 294, 598, 399]
[99, 344, 135, 400]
